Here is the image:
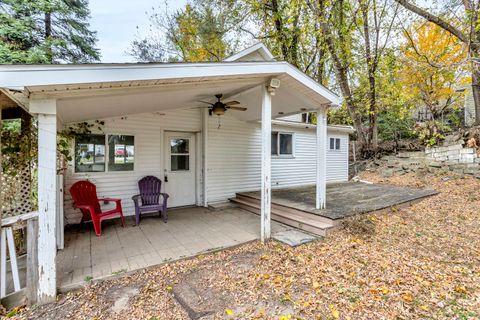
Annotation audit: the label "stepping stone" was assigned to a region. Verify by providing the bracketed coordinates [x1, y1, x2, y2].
[272, 229, 320, 247]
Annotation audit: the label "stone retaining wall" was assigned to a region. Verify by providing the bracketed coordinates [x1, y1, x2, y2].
[371, 146, 480, 178]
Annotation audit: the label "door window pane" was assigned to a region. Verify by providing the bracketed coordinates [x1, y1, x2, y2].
[108, 135, 134, 171]
[279, 133, 293, 155]
[170, 139, 189, 154]
[171, 155, 189, 171]
[75, 134, 105, 172]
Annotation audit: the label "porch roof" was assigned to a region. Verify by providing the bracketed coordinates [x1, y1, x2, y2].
[0, 61, 341, 123]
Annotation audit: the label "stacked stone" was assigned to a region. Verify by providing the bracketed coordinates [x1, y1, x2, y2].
[371, 147, 480, 178]
[425, 144, 478, 164]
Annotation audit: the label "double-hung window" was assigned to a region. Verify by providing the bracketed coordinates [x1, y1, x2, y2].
[271, 132, 294, 156]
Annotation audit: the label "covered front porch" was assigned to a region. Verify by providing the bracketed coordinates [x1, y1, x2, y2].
[0, 52, 341, 304]
[58, 206, 289, 291]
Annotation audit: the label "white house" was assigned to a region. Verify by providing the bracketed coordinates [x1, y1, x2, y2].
[0, 43, 351, 303]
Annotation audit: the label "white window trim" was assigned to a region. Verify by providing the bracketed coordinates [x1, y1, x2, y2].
[328, 137, 342, 152]
[73, 133, 136, 174]
[271, 131, 295, 158]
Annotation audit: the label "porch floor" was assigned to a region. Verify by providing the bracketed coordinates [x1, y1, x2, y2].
[239, 182, 438, 220]
[57, 207, 289, 291]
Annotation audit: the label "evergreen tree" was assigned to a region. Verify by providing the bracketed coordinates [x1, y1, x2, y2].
[0, 0, 100, 63]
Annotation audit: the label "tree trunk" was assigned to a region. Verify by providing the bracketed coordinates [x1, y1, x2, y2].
[360, 2, 378, 150]
[472, 59, 480, 125]
[44, 12, 53, 63]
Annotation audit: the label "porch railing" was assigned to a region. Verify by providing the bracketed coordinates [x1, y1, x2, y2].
[0, 211, 39, 305]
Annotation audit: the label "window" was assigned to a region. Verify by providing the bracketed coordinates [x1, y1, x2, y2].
[108, 135, 135, 171]
[271, 132, 293, 156]
[329, 137, 341, 150]
[75, 134, 106, 172]
[170, 138, 190, 171]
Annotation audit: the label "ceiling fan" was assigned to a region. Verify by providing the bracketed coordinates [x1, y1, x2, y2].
[199, 94, 247, 116]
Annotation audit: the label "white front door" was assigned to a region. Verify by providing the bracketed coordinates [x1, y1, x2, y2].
[164, 132, 196, 207]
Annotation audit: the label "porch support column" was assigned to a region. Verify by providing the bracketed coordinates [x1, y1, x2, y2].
[202, 108, 209, 207]
[30, 98, 57, 304]
[261, 85, 272, 242]
[316, 107, 327, 209]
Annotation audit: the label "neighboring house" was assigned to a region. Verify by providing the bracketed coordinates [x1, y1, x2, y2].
[0, 43, 348, 303]
[412, 84, 477, 127]
[458, 85, 476, 127]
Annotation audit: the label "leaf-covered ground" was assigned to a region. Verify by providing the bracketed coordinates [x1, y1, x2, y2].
[6, 172, 480, 319]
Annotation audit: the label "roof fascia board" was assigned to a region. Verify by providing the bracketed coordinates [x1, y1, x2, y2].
[0, 61, 341, 106]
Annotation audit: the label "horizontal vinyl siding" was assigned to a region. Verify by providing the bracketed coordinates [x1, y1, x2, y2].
[64, 109, 201, 225]
[207, 115, 349, 202]
[207, 116, 262, 202]
[326, 133, 349, 182]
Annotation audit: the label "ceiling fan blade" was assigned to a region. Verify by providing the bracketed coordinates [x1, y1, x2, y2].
[198, 101, 214, 105]
[226, 106, 247, 111]
[225, 100, 240, 106]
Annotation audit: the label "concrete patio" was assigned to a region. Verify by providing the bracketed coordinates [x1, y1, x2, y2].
[57, 207, 289, 291]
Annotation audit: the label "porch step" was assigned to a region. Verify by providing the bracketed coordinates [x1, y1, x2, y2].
[236, 192, 339, 225]
[230, 195, 337, 237]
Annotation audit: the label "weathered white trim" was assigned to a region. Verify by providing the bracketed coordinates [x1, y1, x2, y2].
[33, 98, 57, 304]
[316, 108, 327, 209]
[0, 62, 341, 107]
[202, 108, 209, 207]
[271, 119, 355, 134]
[224, 43, 275, 62]
[29, 98, 57, 115]
[261, 85, 272, 242]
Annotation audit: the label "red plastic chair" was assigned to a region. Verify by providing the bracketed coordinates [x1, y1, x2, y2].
[69, 180, 125, 236]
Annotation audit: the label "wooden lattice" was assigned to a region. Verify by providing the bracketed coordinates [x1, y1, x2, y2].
[1, 165, 33, 219]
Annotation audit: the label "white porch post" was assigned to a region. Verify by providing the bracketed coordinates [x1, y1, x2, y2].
[261, 85, 272, 242]
[31, 98, 57, 304]
[316, 107, 327, 209]
[202, 108, 209, 207]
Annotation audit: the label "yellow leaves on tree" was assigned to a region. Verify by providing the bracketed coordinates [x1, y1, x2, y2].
[173, 4, 227, 62]
[399, 22, 468, 119]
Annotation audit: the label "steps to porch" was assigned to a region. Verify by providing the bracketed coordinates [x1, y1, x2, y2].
[230, 193, 337, 237]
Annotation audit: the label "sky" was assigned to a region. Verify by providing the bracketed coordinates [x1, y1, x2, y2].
[89, 0, 187, 63]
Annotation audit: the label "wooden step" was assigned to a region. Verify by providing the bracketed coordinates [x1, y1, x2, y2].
[235, 193, 338, 225]
[230, 197, 336, 236]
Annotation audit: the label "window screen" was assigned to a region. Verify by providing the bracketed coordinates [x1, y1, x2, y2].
[75, 134, 106, 172]
[108, 135, 135, 171]
[272, 132, 293, 156]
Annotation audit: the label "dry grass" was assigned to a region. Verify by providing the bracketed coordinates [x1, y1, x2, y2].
[6, 172, 480, 319]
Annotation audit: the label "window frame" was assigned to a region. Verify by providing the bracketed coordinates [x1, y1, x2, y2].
[169, 137, 191, 172]
[74, 134, 107, 173]
[271, 131, 295, 158]
[107, 134, 136, 172]
[329, 137, 342, 151]
[72, 132, 136, 174]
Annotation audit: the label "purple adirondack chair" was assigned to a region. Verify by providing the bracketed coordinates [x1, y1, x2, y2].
[132, 176, 169, 225]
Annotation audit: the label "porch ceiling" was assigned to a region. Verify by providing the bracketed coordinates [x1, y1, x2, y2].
[0, 61, 340, 123]
[48, 74, 331, 123]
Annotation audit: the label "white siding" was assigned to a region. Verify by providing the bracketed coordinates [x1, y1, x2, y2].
[64, 111, 349, 224]
[326, 132, 349, 182]
[207, 114, 349, 202]
[63, 109, 202, 224]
